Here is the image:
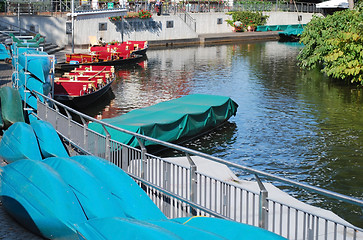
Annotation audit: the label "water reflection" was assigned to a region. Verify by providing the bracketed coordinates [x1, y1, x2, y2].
[85, 41, 362, 227]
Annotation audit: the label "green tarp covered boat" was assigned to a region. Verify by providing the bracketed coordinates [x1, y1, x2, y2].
[88, 94, 238, 148]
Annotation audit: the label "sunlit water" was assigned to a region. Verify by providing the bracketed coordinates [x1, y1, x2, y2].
[82, 41, 363, 227]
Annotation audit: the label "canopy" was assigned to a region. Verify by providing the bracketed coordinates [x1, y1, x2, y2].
[316, 0, 349, 8]
[88, 94, 238, 148]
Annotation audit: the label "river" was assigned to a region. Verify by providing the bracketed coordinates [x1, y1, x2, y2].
[82, 41, 363, 227]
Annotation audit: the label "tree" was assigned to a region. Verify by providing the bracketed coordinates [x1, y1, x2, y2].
[297, 4, 363, 84]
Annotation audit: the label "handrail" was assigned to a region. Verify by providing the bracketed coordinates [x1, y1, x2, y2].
[0, 18, 44, 39]
[178, 9, 196, 32]
[32, 90, 363, 209]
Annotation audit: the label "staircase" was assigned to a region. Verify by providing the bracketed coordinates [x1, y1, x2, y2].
[0, 19, 64, 54]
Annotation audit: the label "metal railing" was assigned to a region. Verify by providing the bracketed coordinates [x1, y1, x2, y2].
[0, 18, 43, 38]
[2, 1, 320, 14]
[178, 9, 197, 32]
[33, 91, 363, 240]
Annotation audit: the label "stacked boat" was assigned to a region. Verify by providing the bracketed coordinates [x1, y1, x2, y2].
[12, 48, 54, 122]
[0, 119, 285, 240]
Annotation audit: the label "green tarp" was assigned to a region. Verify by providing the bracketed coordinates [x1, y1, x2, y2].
[88, 94, 238, 147]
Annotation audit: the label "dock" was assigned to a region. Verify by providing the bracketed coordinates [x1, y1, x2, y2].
[147, 31, 280, 47]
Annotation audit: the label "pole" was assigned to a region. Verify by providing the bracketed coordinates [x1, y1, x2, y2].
[121, 17, 124, 43]
[71, 0, 74, 53]
[17, 3, 20, 34]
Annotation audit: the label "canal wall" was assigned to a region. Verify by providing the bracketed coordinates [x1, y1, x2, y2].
[0, 11, 321, 48]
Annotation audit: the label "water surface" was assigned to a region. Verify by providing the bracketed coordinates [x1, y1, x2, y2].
[83, 41, 363, 227]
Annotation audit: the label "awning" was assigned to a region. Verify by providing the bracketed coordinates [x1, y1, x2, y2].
[316, 0, 349, 8]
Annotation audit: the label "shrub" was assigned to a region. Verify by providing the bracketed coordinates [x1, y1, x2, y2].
[297, 5, 363, 84]
[226, 11, 268, 31]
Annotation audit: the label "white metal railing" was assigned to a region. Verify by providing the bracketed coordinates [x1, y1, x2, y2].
[33, 91, 363, 240]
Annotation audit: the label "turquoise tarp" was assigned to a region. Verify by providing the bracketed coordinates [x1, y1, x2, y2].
[88, 94, 238, 147]
[0, 44, 10, 60]
[256, 24, 305, 32]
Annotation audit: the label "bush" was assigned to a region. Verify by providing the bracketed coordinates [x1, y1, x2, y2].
[226, 11, 268, 31]
[109, 10, 152, 21]
[297, 5, 363, 84]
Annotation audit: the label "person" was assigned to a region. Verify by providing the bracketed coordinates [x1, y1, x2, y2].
[98, 37, 106, 46]
[156, 0, 162, 16]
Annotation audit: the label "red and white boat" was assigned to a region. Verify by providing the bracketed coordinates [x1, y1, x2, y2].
[53, 66, 115, 108]
[90, 41, 148, 56]
[55, 44, 146, 72]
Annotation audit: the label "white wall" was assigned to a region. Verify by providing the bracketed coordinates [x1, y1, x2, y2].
[1, 15, 67, 46]
[264, 11, 323, 25]
[1, 12, 321, 47]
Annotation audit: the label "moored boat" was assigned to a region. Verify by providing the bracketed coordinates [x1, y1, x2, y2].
[53, 65, 115, 108]
[55, 52, 144, 72]
[88, 94, 239, 148]
[90, 40, 148, 56]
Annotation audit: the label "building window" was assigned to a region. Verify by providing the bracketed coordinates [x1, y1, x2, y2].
[99, 23, 107, 31]
[217, 18, 223, 24]
[166, 20, 174, 28]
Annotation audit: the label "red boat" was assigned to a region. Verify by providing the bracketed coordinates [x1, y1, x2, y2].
[90, 41, 148, 56]
[53, 66, 115, 108]
[56, 51, 144, 72]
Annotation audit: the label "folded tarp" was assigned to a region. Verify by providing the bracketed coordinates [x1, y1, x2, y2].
[88, 94, 238, 147]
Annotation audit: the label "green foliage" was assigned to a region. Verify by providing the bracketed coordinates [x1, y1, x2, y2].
[235, 1, 273, 11]
[226, 11, 268, 30]
[0, 1, 5, 12]
[298, 6, 363, 84]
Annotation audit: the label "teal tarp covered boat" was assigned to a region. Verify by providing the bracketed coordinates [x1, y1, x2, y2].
[0, 44, 10, 60]
[71, 155, 167, 221]
[31, 120, 69, 158]
[0, 159, 87, 239]
[0, 120, 286, 240]
[88, 94, 238, 147]
[18, 49, 51, 83]
[18, 69, 45, 110]
[278, 25, 304, 42]
[0, 122, 42, 163]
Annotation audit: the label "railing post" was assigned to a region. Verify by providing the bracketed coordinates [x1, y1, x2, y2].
[53, 103, 60, 130]
[121, 146, 129, 171]
[186, 153, 197, 215]
[64, 108, 72, 139]
[163, 161, 171, 217]
[255, 174, 269, 230]
[101, 125, 111, 161]
[80, 116, 87, 150]
[136, 137, 147, 180]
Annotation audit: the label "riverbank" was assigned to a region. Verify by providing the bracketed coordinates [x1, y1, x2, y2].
[148, 31, 280, 47]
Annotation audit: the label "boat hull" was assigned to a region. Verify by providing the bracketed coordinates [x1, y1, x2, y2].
[55, 54, 145, 72]
[54, 78, 114, 108]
